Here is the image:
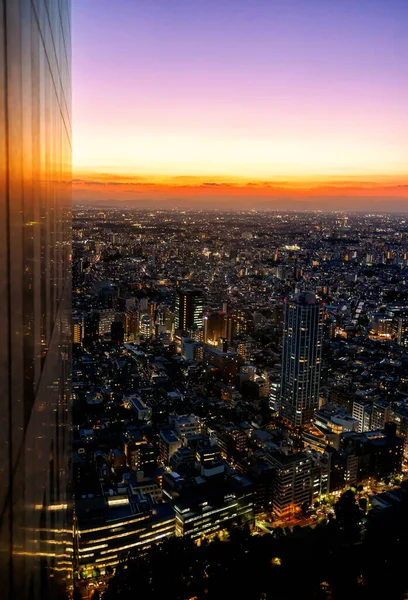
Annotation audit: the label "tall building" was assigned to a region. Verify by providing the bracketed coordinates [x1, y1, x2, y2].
[139, 312, 152, 338]
[203, 310, 232, 345]
[267, 451, 312, 517]
[73, 313, 85, 345]
[386, 304, 408, 347]
[280, 293, 324, 426]
[371, 400, 391, 431]
[352, 399, 372, 433]
[125, 309, 139, 339]
[175, 288, 204, 331]
[0, 2, 72, 598]
[98, 308, 115, 335]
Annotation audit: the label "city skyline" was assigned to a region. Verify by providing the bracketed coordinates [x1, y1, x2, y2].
[73, 0, 408, 210]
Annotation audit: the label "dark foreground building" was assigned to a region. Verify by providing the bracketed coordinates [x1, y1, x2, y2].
[0, 1, 72, 598]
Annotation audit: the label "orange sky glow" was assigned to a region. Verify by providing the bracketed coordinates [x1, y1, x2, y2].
[73, 1, 408, 210]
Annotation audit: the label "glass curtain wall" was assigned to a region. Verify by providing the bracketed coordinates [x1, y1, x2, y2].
[0, 0, 72, 597]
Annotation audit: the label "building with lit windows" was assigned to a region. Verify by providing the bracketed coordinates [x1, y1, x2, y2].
[0, 1, 72, 598]
[340, 424, 403, 482]
[390, 403, 408, 459]
[371, 400, 391, 431]
[368, 312, 393, 338]
[267, 451, 312, 517]
[98, 309, 116, 336]
[280, 293, 324, 426]
[125, 309, 139, 339]
[175, 288, 204, 331]
[125, 439, 156, 472]
[173, 414, 202, 440]
[328, 449, 358, 492]
[171, 477, 254, 538]
[307, 449, 330, 502]
[74, 499, 175, 580]
[387, 305, 408, 346]
[139, 312, 152, 338]
[125, 395, 152, 421]
[73, 313, 85, 345]
[352, 399, 372, 433]
[269, 378, 281, 412]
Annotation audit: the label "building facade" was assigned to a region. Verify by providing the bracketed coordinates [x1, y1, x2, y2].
[175, 288, 204, 331]
[267, 452, 312, 517]
[75, 499, 175, 581]
[172, 480, 254, 538]
[280, 293, 324, 426]
[0, 1, 72, 598]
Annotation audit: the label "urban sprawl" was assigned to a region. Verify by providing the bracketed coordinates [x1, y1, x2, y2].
[72, 209, 408, 586]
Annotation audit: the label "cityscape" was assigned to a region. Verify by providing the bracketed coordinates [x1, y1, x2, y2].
[71, 208, 408, 598]
[1, 0, 408, 599]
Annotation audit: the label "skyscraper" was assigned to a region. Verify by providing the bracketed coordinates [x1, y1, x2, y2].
[280, 293, 324, 427]
[0, 1, 72, 598]
[175, 288, 204, 331]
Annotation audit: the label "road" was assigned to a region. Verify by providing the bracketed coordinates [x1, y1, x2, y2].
[256, 513, 317, 534]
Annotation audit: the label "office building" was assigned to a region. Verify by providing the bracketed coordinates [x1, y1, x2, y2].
[267, 452, 312, 517]
[352, 399, 372, 433]
[98, 309, 115, 336]
[73, 313, 85, 345]
[386, 305, 408, 346]
[139, 312, 152, 338]
[328, 449, 359, 492]
[125, 440, 156, 472]
[0, 1, 72, 598]
[171, 476, 254, 538]
[125, 309, 139, 339]
[371, 400, 391, 431]
[391, 403, 408, 459]
[280, 293, 324, 426]
[205, 346, 242, 386]
[269, 378, 281, 412]
[175, 288, 204, 331]
[246, 459, 276, 515]
[340, 424, 403, 482]
[75, 497, 175, 580]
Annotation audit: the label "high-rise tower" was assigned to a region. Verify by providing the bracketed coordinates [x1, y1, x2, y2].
[280, 293, 324, 427]
[175, 289, 204, 331]
[0, 1, 72, 598]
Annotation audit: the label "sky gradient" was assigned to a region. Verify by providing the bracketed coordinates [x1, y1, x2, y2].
[73, 0, 408, 209]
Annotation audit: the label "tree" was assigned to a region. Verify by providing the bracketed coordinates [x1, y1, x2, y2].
[358, 497, 367, 513]
[103, 483, 408, 600]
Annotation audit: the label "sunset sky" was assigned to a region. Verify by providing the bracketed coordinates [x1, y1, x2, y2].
[73, 0, 408, 210]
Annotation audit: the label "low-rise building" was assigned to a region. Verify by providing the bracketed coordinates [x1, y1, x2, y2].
[75, 497, 175, 580]
[173, 414, 202, 439]
[124, 394, 152, 421]
[171, 476, 254, 538]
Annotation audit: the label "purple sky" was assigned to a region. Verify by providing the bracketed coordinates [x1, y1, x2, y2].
[73, 0, 408, 208]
